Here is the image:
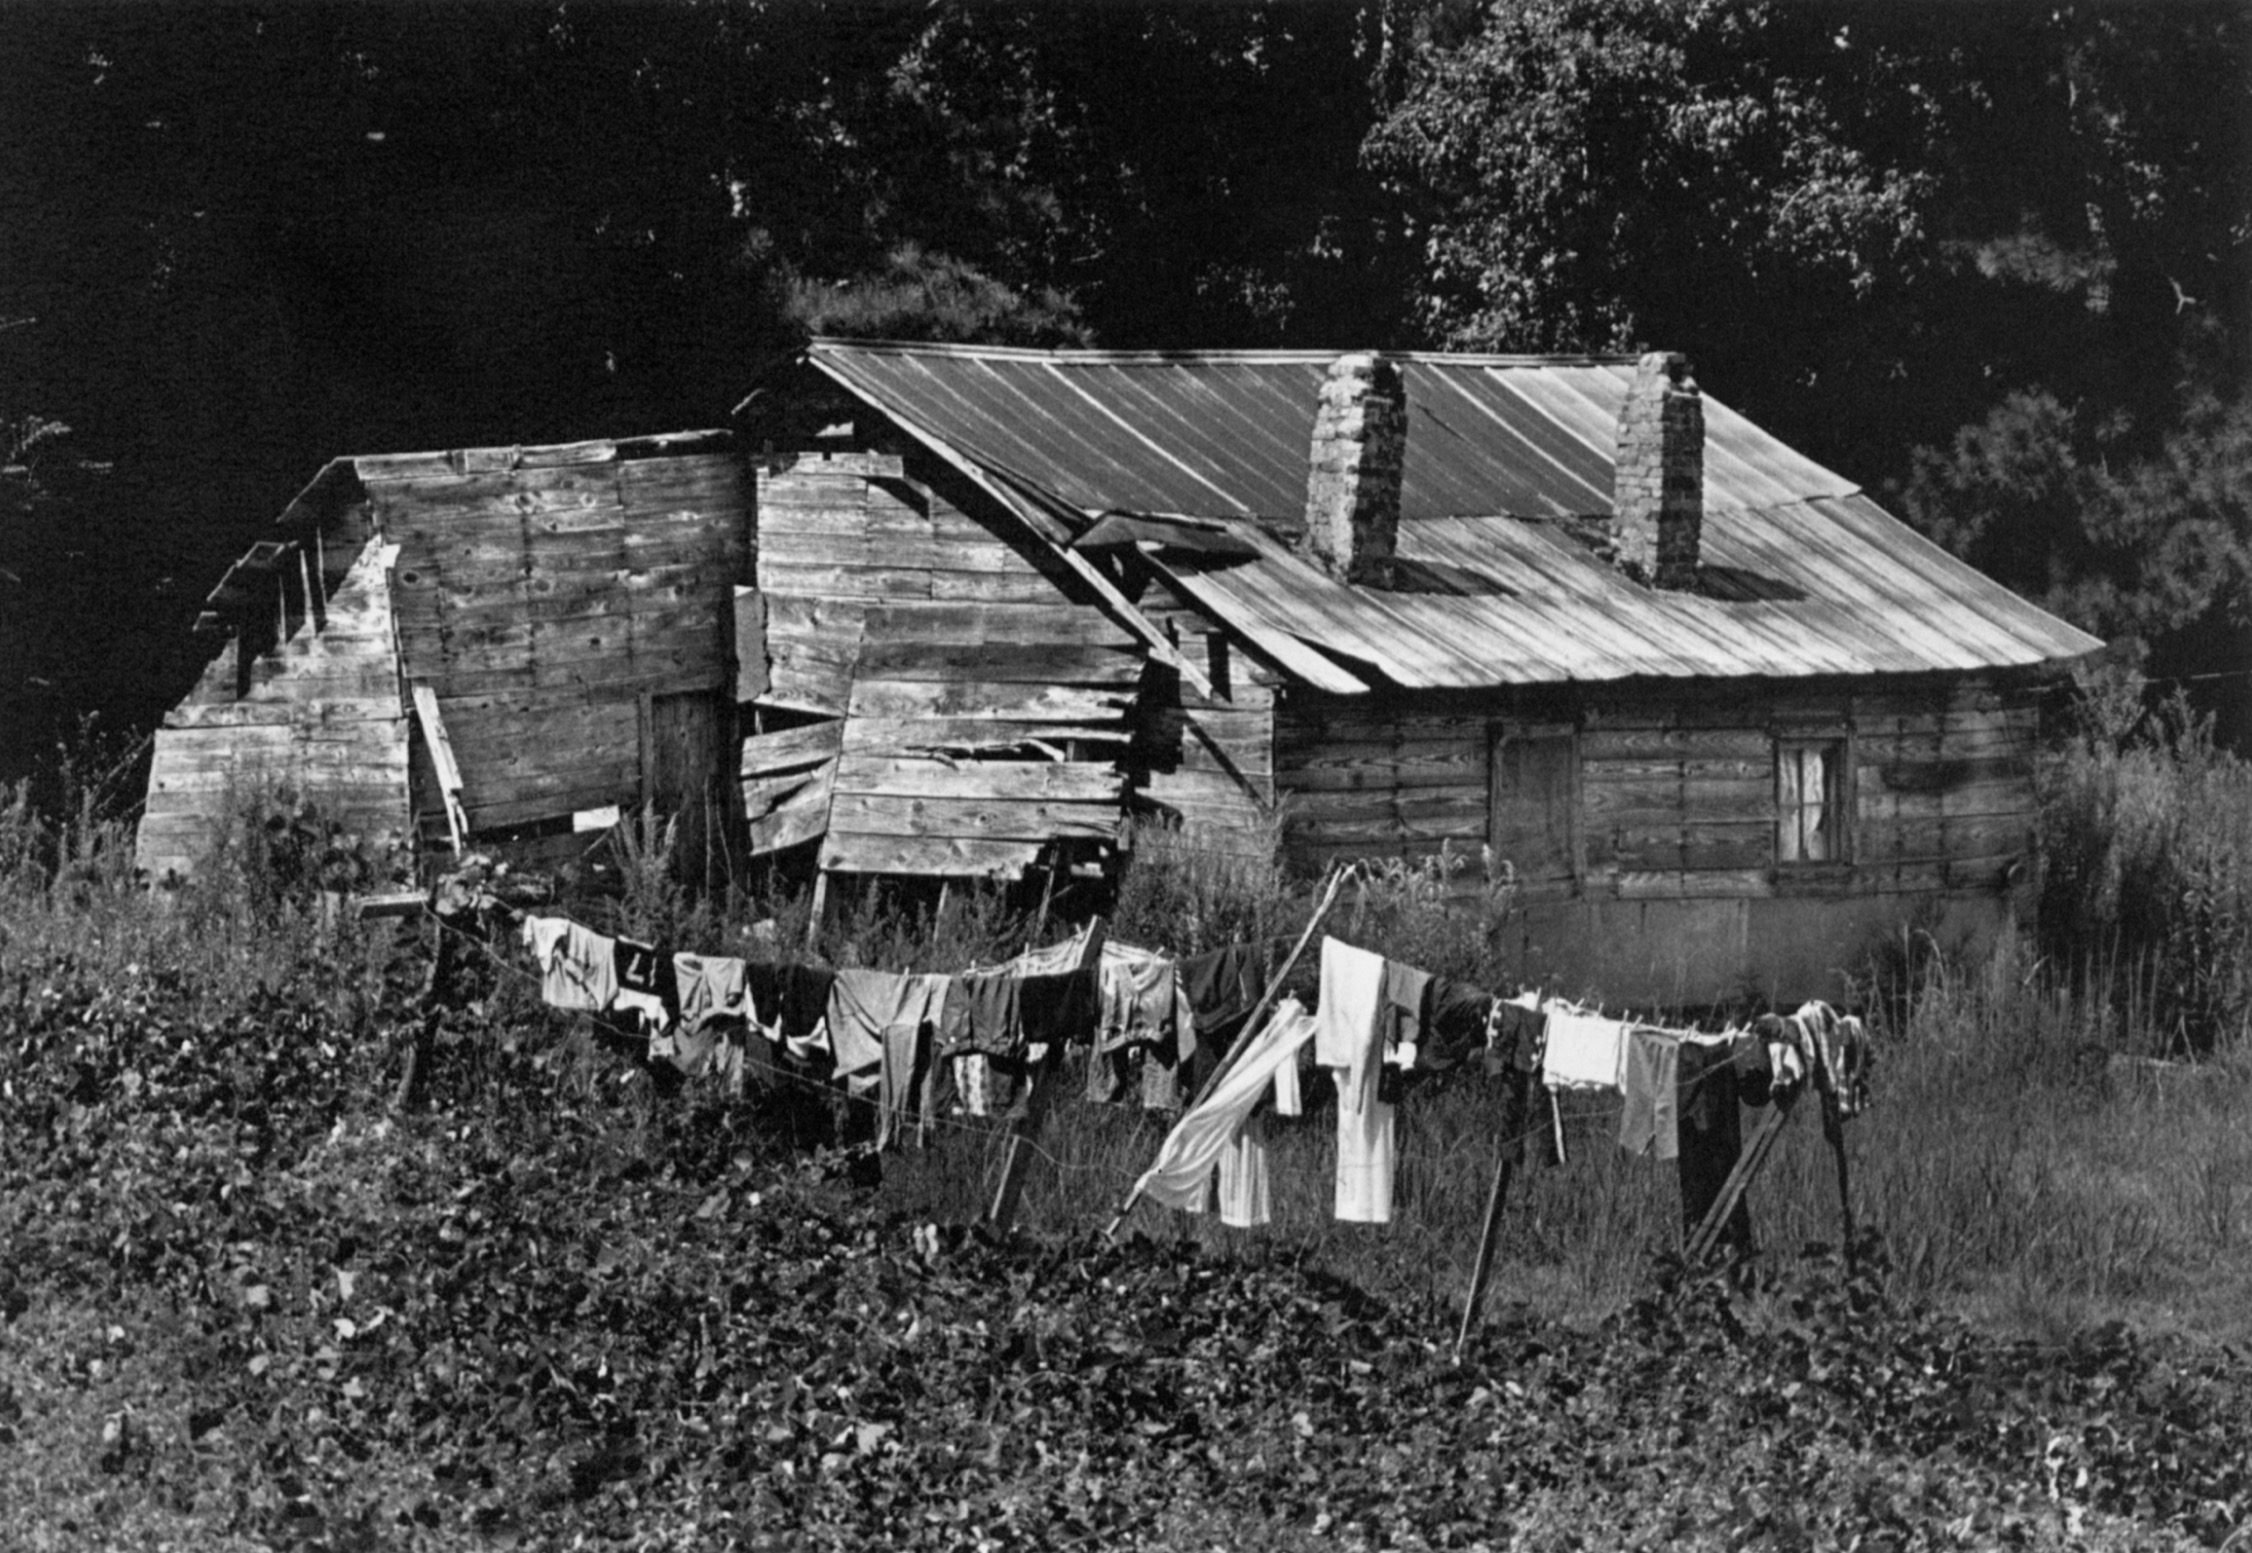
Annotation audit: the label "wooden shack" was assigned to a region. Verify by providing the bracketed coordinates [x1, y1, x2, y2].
[137, 432, 748, 881]
[732, 341, 2102, 1002]
[142, 339, 2100, 1002]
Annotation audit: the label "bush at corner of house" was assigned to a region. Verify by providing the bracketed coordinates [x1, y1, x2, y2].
[2033, 685, 2252, 1052]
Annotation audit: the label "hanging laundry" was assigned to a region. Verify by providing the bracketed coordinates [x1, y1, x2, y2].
[876, 1019, 932, 1150]
[1099, 941, 1184, 1055]
[1676, 1038, 1753, 1254]
[1422, 978, 1494, 1071]
[1484, 999, 1545, 1078]
[1315, 939, 1392, 1224]
[1828, 1015, 1874, 1117]
[746, 962, 836, 1062]
[674, 952, 750, 1031]
[1139, 1049, 1184, 1114]
[1180, 940, 1265, 1054]
[828, 969, 949, 1079]
[1127, 999, 1316, 1214]
[1753, 1013, 1808, 1101]
[1272, 1042, 1302, 1118]
[1617, 1027, 1681, 1160]
[952, 1052, 993, 1118]
[612, 937, 674, 1033]
[1541, 1006, 1627, 1091]
[1378, 960, 1432, 1072]
[1216, 1113, 1272, 1229]
[521, 916, 616, 1013]
[1314, 939, 1385, 1091]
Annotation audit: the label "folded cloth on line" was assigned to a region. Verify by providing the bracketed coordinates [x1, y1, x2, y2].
[1617, 1027, 1681, 1160]
[522, 916, 616, 1013]
[1130, 999, 1317, 1214]
[1541, 1006, 1627, 1091]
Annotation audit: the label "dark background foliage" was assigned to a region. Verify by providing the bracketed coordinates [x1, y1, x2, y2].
[2, 0, 2247, 782]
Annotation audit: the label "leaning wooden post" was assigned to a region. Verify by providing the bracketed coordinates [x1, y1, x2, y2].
[1819, 1089, 1857, 1278]
[1101, 866, 1349, 1241]
[986, 917, 1108, 1233]
[1453, 1061, 1530, 1360]
[1686, 1092, 1796, 1263]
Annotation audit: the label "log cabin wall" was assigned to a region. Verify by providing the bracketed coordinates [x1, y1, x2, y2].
[741, 450, 1142, 879]
[1272, 672, 2043, 1003]
[367, 447, 749, 838]
[137, 518, 412, 882]
[1126, 572, 1277, 854]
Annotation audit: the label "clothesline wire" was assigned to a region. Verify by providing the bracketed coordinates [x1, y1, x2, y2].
[430, 908, 1596, 1182]
[426, 908, 1135, 1174]
[422, 905, 1762, 1192]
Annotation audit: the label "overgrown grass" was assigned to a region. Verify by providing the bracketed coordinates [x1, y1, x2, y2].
[3, 720, 2248, 1351]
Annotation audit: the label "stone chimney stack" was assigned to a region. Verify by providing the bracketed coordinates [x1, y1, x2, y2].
[1304, 352, 1406, 587]
[1613, 351, 1703, 589]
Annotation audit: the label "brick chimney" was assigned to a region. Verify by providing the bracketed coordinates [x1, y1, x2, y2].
[1613, 351, 1703, 589]
[1304, 352, 1406, 587]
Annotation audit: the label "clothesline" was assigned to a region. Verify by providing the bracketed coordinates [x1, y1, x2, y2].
[425, 907, 1146, 1179]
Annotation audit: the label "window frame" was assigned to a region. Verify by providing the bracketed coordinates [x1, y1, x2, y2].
[1488, 720, 1582, 891]
[1772, 731, 1855, 868]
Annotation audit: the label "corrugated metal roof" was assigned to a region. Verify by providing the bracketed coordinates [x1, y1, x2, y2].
[804, 340, 2099, 686]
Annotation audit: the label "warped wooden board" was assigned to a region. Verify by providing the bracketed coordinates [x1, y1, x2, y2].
[839, 715, 1131, 754]
[735, 587, 770, 702]
[856, 599, 1130, 648]
[818, 831, 1043, 879]
[853, 641, 1140, 685]
[1609, 869, 1777, 902]
[745, 758, 836, 854]
[826, 792, 1117, 841]
[740, 720, 844, 776]
[1579, 727, 1774, 763]
[763, 450, 904, 481]
[833, 754, 1121, 803]
[1580, 777, 1774, 817]
[742, 761, 837, 820]
[1580, 754, 1769, 786]
[1277, 741, 1485, 793]
[846, 677, 1129, 722]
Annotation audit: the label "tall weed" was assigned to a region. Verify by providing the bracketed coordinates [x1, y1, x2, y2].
[2036, 685, 2252, 1051]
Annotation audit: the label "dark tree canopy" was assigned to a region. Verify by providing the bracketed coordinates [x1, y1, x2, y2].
[1, 1, 2247, 776]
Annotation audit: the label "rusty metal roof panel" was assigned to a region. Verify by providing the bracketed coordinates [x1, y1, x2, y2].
[804, 341, 2100, 685]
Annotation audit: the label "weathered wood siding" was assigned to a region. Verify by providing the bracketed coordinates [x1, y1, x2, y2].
[744, 451, 1139, 878]
[370, 451, 748, 833]
[1274, 676, 2041, 899]
[137, 532, 410, 881]
[1128, 572, 1276, 853]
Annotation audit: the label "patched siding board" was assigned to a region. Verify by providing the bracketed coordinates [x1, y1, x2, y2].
[369, 450, 750, 833]
[747, 451, 1137, 876]
[137, 536, 412, 881]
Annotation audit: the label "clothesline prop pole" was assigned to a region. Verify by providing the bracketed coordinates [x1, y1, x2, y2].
[1100, 865, 1349, 1242]
[985, 916, 1108, 1235]
[1452, 1068, 1529, 1361]
[1686, 1092, 1795, 1263]
[1819, 1091, 1857, 1279]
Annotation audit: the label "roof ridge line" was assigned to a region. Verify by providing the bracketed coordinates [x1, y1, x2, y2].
[805, 337, 1641, 368]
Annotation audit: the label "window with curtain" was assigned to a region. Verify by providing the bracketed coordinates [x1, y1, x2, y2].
[1490, 725, 1579, 887]
[1776, 738, 1849, 863]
